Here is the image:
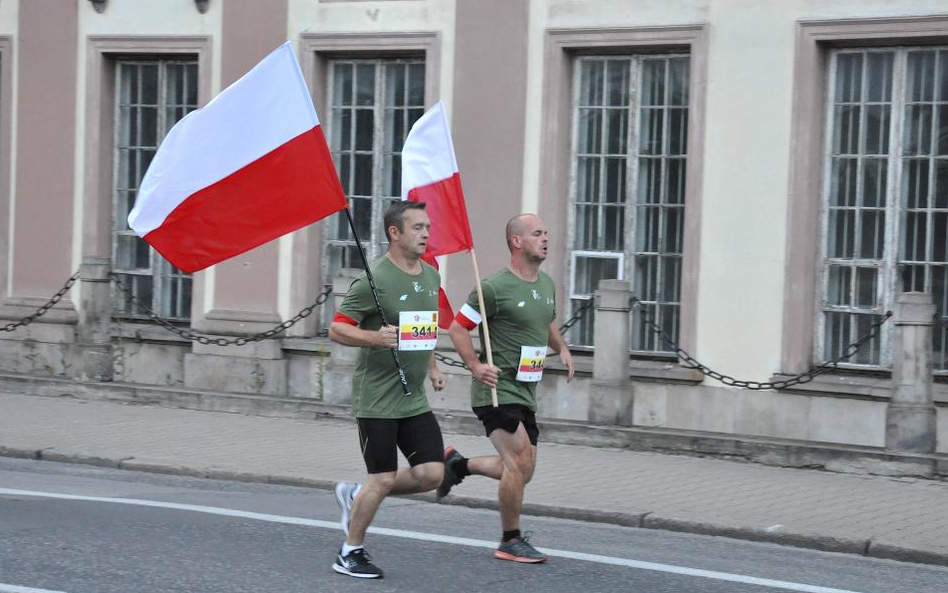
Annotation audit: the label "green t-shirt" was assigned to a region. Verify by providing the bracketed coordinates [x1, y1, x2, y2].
[462, 268, 556, 411]
[337, 256, 441, 419]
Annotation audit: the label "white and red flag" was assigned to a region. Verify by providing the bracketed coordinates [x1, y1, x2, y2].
[401, 102, 474, 328]
[127, 42, 347, 273]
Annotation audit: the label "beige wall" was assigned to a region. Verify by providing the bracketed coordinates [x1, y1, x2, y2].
[0, 0, 945, 447]
[10, 0, 77, 299]
[522, 0, 948, 386]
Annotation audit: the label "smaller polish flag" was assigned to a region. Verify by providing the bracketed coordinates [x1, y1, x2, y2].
[401, 102, 474, 329]
[401, 102, 474, 257]
[127, 42, 347, 273]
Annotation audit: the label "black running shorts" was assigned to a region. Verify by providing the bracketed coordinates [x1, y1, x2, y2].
[472, 403, 539, 446]
[356, 411, 445, 474]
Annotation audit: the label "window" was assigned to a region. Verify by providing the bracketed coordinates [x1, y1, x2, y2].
[820, 47, 948, 370]
[568, 55, 689, 353]
[323, 59, 425, 284]
[112, 59, 198, 319]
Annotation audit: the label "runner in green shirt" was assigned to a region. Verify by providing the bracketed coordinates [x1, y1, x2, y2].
[443, 213, 574, 564]
[328, 201, 447, 579]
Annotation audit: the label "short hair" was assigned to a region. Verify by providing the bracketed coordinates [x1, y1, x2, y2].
[505, 214, 531, 251]
[383, 201, 427, 242]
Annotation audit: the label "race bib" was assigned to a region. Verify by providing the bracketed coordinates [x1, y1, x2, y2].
[516, 345, 546, 382]
[398, 311, 438, 351]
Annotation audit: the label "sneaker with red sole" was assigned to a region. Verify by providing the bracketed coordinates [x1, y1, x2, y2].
[494, 533, 548, 563]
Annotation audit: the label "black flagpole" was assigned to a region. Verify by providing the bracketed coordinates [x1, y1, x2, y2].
[345, 208, 412, 396]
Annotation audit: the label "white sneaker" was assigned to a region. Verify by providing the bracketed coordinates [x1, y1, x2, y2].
[334, 482, 359, 535]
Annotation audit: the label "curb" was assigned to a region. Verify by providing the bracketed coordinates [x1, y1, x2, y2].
[2, 446, 946, 568]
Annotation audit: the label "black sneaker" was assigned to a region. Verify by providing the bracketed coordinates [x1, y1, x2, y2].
[333, 547, 383, 579]
[436, 446, 466, 498]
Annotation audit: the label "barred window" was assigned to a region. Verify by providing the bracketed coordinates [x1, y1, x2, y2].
[568, 55, 689, 353]
[820, 47, 948, 370]
[323, 59, 425, 288]
[112, 59, 197, 320]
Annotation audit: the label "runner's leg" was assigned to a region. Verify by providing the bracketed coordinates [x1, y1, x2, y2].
[489, 422, 536, 531]
[346, 471, 394, 546]
[388, 461, 443, 494]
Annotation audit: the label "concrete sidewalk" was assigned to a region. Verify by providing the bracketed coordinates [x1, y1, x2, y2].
[1, 392, 946, 566]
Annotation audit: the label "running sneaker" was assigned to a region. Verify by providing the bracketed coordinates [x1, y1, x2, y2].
[436, 446, 466, 498]
[494, 533, 548, 563]
[334, 482, 359, 536]
[332, 547, 383, 579]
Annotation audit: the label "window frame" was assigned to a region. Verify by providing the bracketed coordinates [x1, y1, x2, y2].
[784, 17, 948, 377]
[569, 250, 626, 300]
[564, 49, 694, 355]
[82, 37, 212, 331]
[111, 57, 199, 321]
[817, 45, 948, 371]
[539, 26, 708, 362]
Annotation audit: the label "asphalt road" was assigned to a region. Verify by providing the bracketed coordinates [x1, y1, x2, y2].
[0, 458, 945, 593]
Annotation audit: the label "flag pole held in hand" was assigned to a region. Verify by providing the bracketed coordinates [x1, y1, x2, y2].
[469, 249, 499, 407]
[345, 208, 412, 396]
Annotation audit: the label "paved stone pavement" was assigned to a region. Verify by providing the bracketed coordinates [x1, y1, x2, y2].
[1, 393, 946, 566]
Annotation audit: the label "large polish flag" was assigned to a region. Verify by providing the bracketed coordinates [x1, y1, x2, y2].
[401, 102, 474, 329]
[127, 42, 347, 273]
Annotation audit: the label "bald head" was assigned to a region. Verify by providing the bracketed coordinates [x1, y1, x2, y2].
[505, 213, 539, 252]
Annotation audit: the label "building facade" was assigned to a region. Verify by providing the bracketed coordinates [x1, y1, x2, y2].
[1, 0, 946, 455]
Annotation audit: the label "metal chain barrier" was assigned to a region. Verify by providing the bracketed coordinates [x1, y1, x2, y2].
[110, 272, 332, 346]
[0, 270, 900, 387]
[3, 271, 897, 388]
[1, 270, 80, 332]
[559, 297, 595, 334]
[632, 297, 893, 390]
[434, 296, 596, 370]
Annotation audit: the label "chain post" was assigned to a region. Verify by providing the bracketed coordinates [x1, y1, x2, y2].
[73, 257, 114, 381]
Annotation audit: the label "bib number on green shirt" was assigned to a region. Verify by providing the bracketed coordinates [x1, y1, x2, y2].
[399, 311, 438, 351]
[516, 345, 546, 382]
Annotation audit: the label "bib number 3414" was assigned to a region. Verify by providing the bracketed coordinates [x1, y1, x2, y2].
[398, 311, 438, 351]
[516, 346, 546, 382]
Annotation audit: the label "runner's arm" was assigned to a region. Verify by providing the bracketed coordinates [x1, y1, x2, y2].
[448, 320, 500, 387]
[329, 322, 397, 349]
[547, 322, 575, 382]
[428, 355, 446, 391]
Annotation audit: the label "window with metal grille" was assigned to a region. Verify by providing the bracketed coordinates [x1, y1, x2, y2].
[568, 55, 689, 353]
[322, 59, 425, 297]
[820, 47, 948, 371]
[112, 59, 198, 320]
